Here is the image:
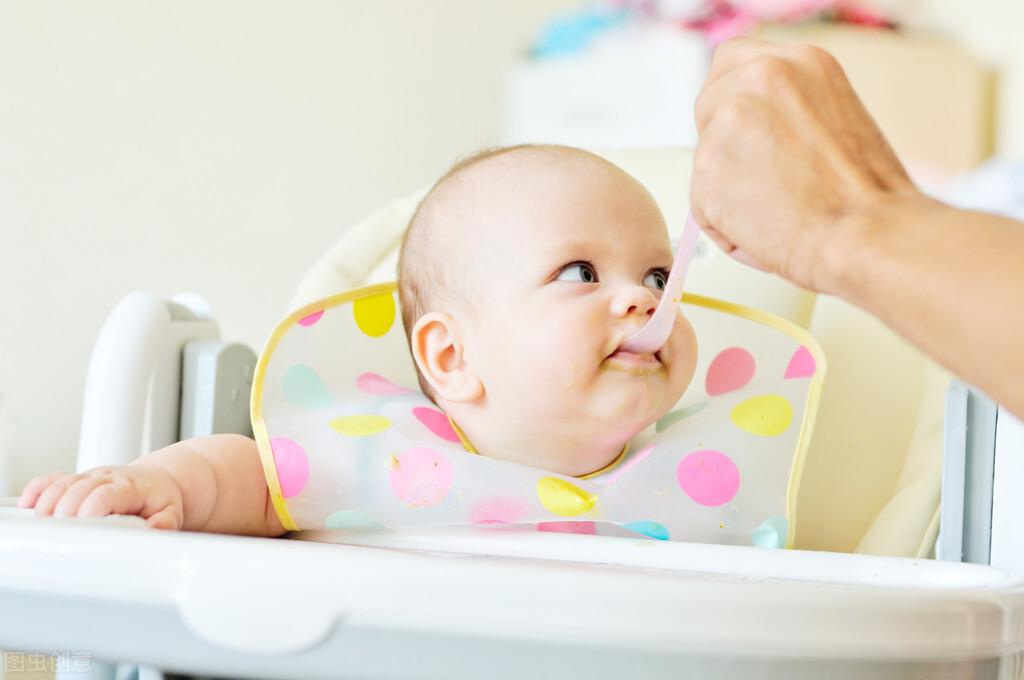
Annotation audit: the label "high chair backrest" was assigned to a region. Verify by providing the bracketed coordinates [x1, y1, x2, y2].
[289, 146, 948, 557]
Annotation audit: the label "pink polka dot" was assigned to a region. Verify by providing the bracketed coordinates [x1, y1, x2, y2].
[785, 346, 816, 379]
[270, 437, 309, 498]
[412, 407, 461, 443]
[297, 310, 324, 327]
[469, 497, 528, 525]
[356, 372, 414, 396]
[705, 347, 756, 396]
[388, 447, 453, 507]
[676, 449, 740, 507]
[538, 521, 596, 535]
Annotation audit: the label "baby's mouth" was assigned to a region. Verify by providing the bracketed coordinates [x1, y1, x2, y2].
[605, 347, 663, 370]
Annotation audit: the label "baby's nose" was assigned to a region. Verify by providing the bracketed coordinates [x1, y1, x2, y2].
[612, 286, 657, 318]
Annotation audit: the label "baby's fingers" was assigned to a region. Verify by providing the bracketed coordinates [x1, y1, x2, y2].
[53, 477, 116, 518]
[145, 509, 180, 530]
[17, 471, 66, 508]
[77, 481, 144, 519]
[33, 474, 85, 516]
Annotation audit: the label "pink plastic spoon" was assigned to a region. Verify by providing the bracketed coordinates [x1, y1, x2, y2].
[620, 214, 700, 354]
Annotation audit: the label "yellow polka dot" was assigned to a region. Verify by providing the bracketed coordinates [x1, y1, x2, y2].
[536, 477, 596, 517]
[353, 293, 396, 338]
[329, 415, 392, 436]
[730, 395, 793, 436]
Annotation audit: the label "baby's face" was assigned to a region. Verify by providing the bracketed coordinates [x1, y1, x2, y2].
[443, 152, 697, 476]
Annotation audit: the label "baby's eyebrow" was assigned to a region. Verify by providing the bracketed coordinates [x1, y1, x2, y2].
[543, 237, 673, 267]
[548, 240, 598, 257]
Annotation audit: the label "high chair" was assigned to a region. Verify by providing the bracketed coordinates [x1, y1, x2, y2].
[2, 147, 1023, 680]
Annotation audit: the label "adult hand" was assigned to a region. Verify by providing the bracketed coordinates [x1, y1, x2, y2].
[690, 37, 1024, 419]
[690, 37, 919, 293]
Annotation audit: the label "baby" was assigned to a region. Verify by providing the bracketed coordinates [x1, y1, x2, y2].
[17, 144, 697, 536]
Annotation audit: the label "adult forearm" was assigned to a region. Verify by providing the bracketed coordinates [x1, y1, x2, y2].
[831, 192, 1024, 418]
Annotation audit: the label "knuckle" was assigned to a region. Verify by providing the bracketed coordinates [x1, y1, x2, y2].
[715, 95, 754, 128]
[792, 43, 841, 74]
[748, 55, 790, 84]
[794, 43, 830, 65]
[709, 39, 736, 69]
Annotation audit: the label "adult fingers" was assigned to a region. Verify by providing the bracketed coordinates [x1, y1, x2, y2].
[729, 248, 770, 272]
[695, 56, 791, 132]
[704, 37, 800, 89]
[701, 223, 738, 257]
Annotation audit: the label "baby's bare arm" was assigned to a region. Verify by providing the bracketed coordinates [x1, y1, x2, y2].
[136, 434, 287, 536]
[18, 434, 287, 537]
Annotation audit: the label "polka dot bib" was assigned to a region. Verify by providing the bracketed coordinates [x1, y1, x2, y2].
[252, 283, 825, 548]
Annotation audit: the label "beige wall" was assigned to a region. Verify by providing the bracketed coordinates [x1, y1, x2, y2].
[911, 0, 1024, 157]
[1, 1, 1022, 497]
[0, 1, 576, 494]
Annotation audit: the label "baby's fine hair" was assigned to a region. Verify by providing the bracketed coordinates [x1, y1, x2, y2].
[398, 143, 612, 400]
[398, 144, 556, 400]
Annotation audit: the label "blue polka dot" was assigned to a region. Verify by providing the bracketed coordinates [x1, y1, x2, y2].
[325, 509, 380, 530]
[621, 520, 670, 541]
[751, 516, 788, 549]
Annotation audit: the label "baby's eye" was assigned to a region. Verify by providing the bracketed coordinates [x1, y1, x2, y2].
[643, 269, 668, 291]
[556, 262, 599, 284]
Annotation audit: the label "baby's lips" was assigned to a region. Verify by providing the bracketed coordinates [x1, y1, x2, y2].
[606, 347, 663, 368]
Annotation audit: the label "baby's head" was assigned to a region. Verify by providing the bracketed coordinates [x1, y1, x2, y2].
[398, 145, 697, 477]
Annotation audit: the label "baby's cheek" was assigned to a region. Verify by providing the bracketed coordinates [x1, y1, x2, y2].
[668, 316, 699, 393]
[522, 328, 586, 380]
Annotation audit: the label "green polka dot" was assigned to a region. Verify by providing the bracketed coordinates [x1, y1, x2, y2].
[282, 364, 333, 410]
[656, 400, 710, 432]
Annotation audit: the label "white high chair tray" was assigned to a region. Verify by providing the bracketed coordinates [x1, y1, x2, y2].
[2, 509, 1024, 679]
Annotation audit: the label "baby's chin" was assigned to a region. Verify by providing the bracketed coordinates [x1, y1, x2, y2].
[592, 375, 676, 427]
[545, 404, 668, 477]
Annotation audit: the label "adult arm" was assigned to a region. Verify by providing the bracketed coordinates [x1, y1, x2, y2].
[690, 38, 1024, 418]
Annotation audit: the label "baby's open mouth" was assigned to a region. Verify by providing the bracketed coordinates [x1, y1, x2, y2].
[605, 348, 662, 369]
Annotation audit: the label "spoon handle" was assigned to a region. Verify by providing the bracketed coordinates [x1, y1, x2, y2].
[620, 214, 700, 353]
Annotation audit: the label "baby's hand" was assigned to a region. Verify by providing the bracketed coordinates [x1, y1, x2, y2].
[17, 465, 185, 530]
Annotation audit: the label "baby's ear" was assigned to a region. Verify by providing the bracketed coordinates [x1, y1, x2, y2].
[410, 312, 483, 403]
